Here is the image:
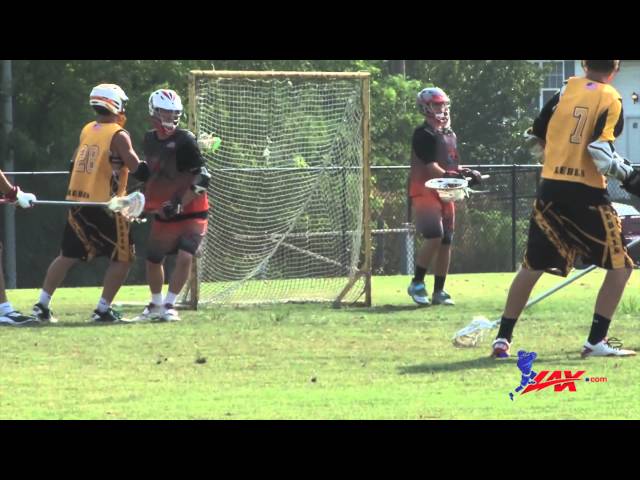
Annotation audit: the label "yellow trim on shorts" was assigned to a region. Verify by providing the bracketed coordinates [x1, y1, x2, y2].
[68, 209, 97, 260]
[597, 205, 630, 269]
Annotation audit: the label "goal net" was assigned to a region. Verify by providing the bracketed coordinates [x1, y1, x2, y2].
[184, 71, 372, 307]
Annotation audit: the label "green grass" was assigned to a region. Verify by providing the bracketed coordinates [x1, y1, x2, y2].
[2, 271, 640, 419]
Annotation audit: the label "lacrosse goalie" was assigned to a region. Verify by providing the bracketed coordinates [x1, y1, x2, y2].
[407, 87, 482, 307]
[490, 60, 636, 359]
[132, 89, 210, 322]
[32, 83, 151, 324]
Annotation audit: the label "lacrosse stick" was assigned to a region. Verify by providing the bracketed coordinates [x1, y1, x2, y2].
[31, 191, 146, 219]
[452, 235, 640, 348]
[425, 175, 491, 202]
[197, 133, 222, 154]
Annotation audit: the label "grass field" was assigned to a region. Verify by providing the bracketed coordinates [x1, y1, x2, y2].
[1, 271, 639, 420]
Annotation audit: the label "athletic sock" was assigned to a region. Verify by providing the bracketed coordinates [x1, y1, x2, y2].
[413, 266, 427, 284]
[497, 317, 517, 343]
[588, 313, 611, 346]
[164, 291, 178, 306]
[151, 293, 163, 306]
[0, 302, 13, 316]
[434, 275, 446, 292]
[96, 297, 110, 313]
[39, 290, 52, 308]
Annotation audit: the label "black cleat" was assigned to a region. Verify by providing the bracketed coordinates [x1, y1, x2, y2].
[32, 303, 58, 323]
[90, 307, 124, 323]
[0, 310, 39, 326]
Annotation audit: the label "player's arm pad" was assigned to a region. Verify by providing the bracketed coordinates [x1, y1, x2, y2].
[190, 166, 210, 194]
[587, 140, 634, 181]
[132, 161, 151, 182]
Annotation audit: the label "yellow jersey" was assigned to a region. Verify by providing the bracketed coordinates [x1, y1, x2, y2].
[541, 77, 623, 189]
[66, 121, 129, 202]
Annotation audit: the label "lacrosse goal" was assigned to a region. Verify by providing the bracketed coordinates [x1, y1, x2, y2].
[182, 70, 372, 308]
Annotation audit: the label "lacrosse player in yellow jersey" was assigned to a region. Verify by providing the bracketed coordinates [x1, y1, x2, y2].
[491, 60, 637, 359]
[32, 84, 151, 324]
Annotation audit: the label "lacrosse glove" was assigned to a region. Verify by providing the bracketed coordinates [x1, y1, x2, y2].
[5, 186, 37, 208]
[622, 169, 640, 197]
[459, 168, 483, 187]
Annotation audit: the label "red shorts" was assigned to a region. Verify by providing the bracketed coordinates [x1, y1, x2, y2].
[146, 218, 208, 263]
[411, 193, 455, 240]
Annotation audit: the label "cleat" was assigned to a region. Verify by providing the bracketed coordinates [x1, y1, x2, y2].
[407, 281, 430, 306]
[132, 303, 164, 322]
[32, 303, 58, 324]
[432, 290, 455, 306]
[0, 310, 39, 326]
[160, 304, 180, 322]
[491, 337, 511, 359]
[90, 307, 124, 324]
[581, 337, 636, 358]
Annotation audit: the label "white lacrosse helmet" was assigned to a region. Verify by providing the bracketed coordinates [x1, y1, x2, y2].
[417, 87, 450, 126]
[149, 89, 183, 134]
[89, 84, 128, 115]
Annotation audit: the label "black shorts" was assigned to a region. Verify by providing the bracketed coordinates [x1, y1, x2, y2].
[523, 198, 632, 276]
[61, 206, 135, 262]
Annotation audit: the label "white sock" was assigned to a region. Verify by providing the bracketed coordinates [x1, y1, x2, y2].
[97, 297, 110, 313]
[39, 290, 52, 308]
[164, 291, 178, 306]
[0, 302, 13, 316]
[151, 293, 163, 306]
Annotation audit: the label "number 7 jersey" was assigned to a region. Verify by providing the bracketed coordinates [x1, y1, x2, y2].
[540, 76, 624, 189]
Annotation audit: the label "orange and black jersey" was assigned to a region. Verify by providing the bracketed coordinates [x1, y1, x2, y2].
[143, 128, 209, 216]
[409, 123, 460, 197]
[532, 76, 624, 204]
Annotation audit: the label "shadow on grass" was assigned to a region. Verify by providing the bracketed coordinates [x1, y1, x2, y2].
[398, 356, 513, 374]
[396, 349, 610, 375]
[362, 305, 428, 314]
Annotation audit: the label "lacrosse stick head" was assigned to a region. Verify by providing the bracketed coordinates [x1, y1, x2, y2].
[197, 134, 222, 154]
[425, 178, 469, 202]
[108, 192, 145, 219]
[452, 316, 497, 348]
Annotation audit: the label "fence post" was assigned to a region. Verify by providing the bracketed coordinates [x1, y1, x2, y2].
[511, 163, 517, 272]
[401, 222, 415, 275]
[374, 218, 384, 274]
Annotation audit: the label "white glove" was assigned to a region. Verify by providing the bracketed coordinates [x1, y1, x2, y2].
[15, 189, 37, 208]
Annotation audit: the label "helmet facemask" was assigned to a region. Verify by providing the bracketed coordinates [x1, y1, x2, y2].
[152, 108, 182, 135]
[427, 101, 451, 129]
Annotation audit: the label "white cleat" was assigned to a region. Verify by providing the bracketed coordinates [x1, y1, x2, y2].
[160, 304, 180, 322]
[132, 303, 165, 322]
[581, 338, 636, 358]
[407, 281, 430, 306]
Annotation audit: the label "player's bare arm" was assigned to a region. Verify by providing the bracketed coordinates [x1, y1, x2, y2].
[111, 131, 150, 182]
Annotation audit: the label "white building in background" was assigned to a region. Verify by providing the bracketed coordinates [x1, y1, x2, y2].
[535, 60, 640, 162]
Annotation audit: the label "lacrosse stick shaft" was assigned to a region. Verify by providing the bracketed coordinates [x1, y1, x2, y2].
[32, 200, 110, 207]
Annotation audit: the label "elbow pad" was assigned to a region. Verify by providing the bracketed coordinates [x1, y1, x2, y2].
[132, 161, 151, 182]
[524, 127, 545, 163]
[190, 166, 211, 194]
[587, 140, 633, 181]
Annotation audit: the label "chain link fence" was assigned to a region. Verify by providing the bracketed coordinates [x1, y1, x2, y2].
[371, 164, 639, 276]
[3, 166, 639, 288]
